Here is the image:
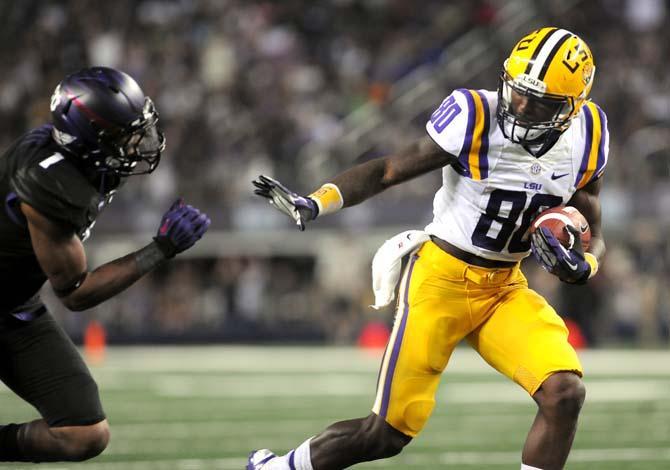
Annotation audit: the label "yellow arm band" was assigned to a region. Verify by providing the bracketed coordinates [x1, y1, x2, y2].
[584, 253, 599, 278]
[308, 183, 344, 217]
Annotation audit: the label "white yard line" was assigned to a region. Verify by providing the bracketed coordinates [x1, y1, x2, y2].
[147, 375, 670, 404]
[22, 447, 670, 469]
[82, 347, 670, 375]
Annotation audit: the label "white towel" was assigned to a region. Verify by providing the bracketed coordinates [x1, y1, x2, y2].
[370, 230, 430, 309]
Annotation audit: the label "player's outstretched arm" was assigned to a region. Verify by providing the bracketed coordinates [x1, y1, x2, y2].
[254, 136, 455, 230]
[22, 198, 210, 311]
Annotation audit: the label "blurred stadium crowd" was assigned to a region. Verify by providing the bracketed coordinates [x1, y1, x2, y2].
[1, 0, 668, 345]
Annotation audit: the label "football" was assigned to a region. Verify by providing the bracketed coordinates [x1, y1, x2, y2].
[530, 206, 591, 250]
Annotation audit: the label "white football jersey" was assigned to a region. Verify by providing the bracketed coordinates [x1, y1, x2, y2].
[424, 89, 609, 262]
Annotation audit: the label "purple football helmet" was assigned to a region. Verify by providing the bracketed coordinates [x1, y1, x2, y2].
[50, 66, 166, 176]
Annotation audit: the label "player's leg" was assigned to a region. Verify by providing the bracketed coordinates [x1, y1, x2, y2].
[249, 243, 471, 469]
[0, 311, 109, 462]
[468, 281, 584, 470]
[521, 371, 585, 468]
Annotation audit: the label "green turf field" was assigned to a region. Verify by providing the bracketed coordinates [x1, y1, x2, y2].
[1, 346, 669, 469]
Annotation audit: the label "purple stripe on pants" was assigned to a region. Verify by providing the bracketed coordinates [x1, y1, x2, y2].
[379, 254, 419, 418]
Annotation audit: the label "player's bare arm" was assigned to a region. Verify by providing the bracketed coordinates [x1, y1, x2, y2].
[567, 177, 606, 263]
[330, 136, 455, 207]
[22, 199, 209, 312]
[253, 136, 455, 229]
[23, 202, 144, 311]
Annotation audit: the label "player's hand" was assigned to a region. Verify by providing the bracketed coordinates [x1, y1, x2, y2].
[530, 225, 591, 284]
[154, 198, 211, 258]
[252, 175, 318, 231]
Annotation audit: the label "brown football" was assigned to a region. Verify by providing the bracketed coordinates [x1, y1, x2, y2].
[530, 206, 591, 250]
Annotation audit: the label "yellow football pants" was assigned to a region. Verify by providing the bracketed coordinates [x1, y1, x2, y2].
[371, 241, 582, 437]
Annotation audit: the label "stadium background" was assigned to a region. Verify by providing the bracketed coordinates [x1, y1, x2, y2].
[0, 0, 669, 468]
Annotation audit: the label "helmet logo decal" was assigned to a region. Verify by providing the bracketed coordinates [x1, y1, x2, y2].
[50, 84, 61, 112]
[52, 127, 76, 145]
[562, 43, 590, 74]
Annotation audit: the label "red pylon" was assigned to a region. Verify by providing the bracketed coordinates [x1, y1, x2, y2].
[84, 320, 107, 365]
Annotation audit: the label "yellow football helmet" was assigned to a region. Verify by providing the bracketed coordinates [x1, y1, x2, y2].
[497, 27, 596, 149]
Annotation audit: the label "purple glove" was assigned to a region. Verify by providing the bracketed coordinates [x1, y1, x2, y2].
[154, 198, 211, 258]
[530, 225, 591, 284]
[252, 175, 318, 231]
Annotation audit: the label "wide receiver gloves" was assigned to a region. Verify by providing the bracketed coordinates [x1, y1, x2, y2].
[253, 175, 320, 231]
[530, 225, 594, 284]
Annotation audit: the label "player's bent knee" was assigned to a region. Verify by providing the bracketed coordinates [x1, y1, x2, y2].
[50, 420, 110, 461]
[403, 399, 434, 435]
[537, 372, 586, 418]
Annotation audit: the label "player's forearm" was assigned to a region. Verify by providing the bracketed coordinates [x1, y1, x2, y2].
[329, 157, 390, 208]
[60, 242, 166, 311]
[586, 235, 606, 264]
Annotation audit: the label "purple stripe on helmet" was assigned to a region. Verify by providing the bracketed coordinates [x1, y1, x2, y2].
[288, 450, 296, 470]
[456, 89, 475, 177]
[475, 90, 490, 179]
[574, 105, 594, 187]
[595, 104, 608, 179]
[379, 254, 419, 418]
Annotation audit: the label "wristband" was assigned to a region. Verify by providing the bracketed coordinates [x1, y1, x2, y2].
[308, 183, 344, 216]
[135, 242, 168, 276]
[153, 236, 178, 258]
[584, 252, 599, 278]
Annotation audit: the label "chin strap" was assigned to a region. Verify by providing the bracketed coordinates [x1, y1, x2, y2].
[523, 129, 563, 157]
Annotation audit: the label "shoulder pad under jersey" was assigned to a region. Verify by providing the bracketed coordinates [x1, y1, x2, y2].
[426, 89, 494, 180]
[574, 101, 609, 189]
[10, 146, 100, 231]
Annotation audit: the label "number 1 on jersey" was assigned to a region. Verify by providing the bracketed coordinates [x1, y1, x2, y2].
[39, 153, 65, 169]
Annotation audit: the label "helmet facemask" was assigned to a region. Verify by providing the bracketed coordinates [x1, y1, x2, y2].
[94, 98, 166, 176]
[497, 69, 577, 147]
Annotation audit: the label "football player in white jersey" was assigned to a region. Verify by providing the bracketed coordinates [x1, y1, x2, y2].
[250, 27, 606, 470]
